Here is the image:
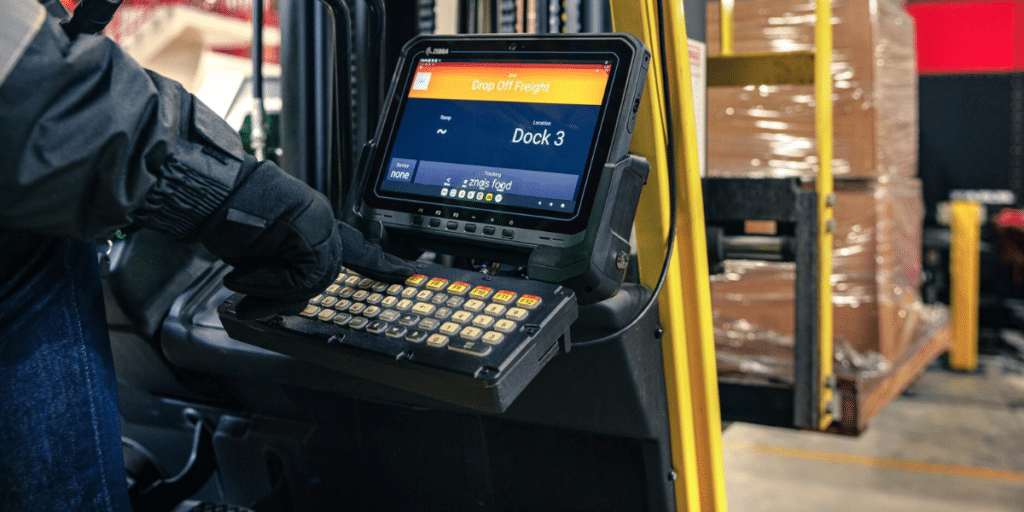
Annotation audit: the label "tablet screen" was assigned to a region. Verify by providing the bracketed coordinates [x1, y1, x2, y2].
[369, 52, 619, 227]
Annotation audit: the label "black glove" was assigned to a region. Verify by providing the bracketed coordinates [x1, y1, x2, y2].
[199, 156, 413, 319]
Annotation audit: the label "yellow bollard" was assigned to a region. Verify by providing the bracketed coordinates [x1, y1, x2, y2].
[949, 201, 981, 372]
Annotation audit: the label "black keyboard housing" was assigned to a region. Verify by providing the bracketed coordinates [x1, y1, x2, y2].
[218, 262, 577, 413]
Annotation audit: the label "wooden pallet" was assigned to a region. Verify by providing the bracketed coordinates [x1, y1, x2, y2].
[829, 324, 952, 435]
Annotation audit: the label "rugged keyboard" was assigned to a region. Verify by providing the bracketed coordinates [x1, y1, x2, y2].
[217, 262, 578, 412]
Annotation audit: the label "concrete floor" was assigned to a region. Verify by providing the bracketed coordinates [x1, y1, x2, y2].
[722, 356, 1024, 512]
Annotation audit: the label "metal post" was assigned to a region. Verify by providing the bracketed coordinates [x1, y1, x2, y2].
[611, 0, 727, 509]
[814, 0, 835, 430]
[949, 201, 981, 372]
[719, 0, 733, 55]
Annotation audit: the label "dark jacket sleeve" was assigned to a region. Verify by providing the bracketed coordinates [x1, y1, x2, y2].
[0, 1, 245, 241]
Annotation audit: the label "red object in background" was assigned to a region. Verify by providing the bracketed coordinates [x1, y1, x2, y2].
[908, 0, 1024, 74]
[59, 0, 280, 64]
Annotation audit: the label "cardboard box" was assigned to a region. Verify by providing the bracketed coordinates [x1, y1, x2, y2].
[705, 0, 918, 180]
[712, 179, 925, 379]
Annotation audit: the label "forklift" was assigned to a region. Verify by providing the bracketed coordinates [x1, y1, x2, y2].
[96, 0, 728, 510]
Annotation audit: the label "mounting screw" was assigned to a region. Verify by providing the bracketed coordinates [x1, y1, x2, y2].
[668, 470, 677, 481]
[826, 193, 836, 208]
[328, 335, 343, 344]
[268, 316, 283, 328]
[654, 326, 664, 339]
[826, 219, 837, 234]
[615, 251, 630, 271]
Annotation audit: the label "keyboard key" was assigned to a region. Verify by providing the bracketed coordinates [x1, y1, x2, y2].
[417, 318, 440, 331]
[334, 272, 348, 283]
[451, 311, 473, 324]
[320, 296, 338, 308]
[433, 307, 453, 320]
[459, 326, 483, 341]
[448, 339, 491, 356]
[516, 294, 542, 310]
[352, 290, 370, 302]
[395, 299, 414, 312]
[385, 326, 407, 338]
[366, 320, 388, 334]
[308, 294, 324, 306]
[445, 296, 465, 308]
[484, 303, 506, 316]
[335, 299, 352, 311]
[412, 302, 437, 316]
[426, 333, 449, 347]
[416, 289, 434, 302]
[482, 331, 505, 345]
[447, 281, 470, 296]
[386, 284, 404, 295]
[333, 312, 353, 326]
[358, 278, 375, 289]
[349, 317, 369, 330]
[325, 284, 341, 295]
[366, 293, 384, 305]
[379, 309, 401, 322]
[317, 309, 338, 321]
[472, 315, 495, 329]
[463, 299, 485, 313]
[363, 306, 382, 319]
[338, 287, 356, 299]
[399, 314, 421, 327]
[506, 308, 529, 321]
[406, 330, 429, 343]
[430, 293, 449, 305]
[381, 296, 398, 308]
[426, 277, 448, 291]
[405, 274, 427, 287]
[439, 322, 461, 336]
[344, 275, 361, 286]
[348, 303, 367, 315]
[494, 319, 517, 333]
[372, 282, 389, 293]
[299, 305, 320, 318]
[492, 290, 517, 305]
[469, 286, 494, 300]
[401, 287, 418, 299]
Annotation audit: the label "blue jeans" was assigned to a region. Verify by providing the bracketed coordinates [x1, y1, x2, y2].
[0, 232, 130, 511]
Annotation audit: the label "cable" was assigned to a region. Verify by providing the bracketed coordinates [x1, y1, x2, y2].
[251, 0, 268, 161]
[572, 0, 678, 348]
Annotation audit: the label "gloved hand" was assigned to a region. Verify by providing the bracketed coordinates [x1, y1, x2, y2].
[198, 156, 413, 319]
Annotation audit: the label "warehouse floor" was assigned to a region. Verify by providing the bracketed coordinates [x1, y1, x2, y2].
[722, 355, 1024, 511]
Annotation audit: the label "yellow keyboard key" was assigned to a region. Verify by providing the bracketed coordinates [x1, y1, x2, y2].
[482, 331, 505, 345]
[405, 274, 427, 287]
[464, 299, 486, 313]
[469, 286, 494, 300]
[492, 290, 517, 305]
[472, 315, 495, 329]
[317, 309, 337, 321]
[344, 275, 361, 286]
[386, 284, 404, 295]
[426, 277, 448, 291]
[516, 294, 542, 310]
[484, 303, 506, 316]
[426, 334, 449, 347]
[299, 305, 320, 318]
[494, 319, 517, 333]
[416, 289, 434, 302]
[325, 284, 341, 295]
[412, 302, 436, 316]
[395, 299, 414, 312]
[439, 322, 461, 336]
[381, 296, 398, 308]
[451, 311, 473, 324]
[506, 308, 529, 321]
[447, 281, 470, 296]
[459, 326, 483, 341]
[320, 296, 338, 308]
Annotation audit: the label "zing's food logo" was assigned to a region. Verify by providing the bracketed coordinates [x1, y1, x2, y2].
[426, 47, 449, 56]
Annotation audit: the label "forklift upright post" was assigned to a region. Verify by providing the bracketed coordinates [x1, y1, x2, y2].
[610, 0, 727, 510]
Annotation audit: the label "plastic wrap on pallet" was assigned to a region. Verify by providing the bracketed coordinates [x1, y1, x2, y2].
[705, 0, 918, 180]
[712, 179, 947, 384]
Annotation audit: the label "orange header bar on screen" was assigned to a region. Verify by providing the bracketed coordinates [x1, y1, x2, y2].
[408, 62, 610, 105]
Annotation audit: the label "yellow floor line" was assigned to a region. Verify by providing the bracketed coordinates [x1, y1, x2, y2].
[724, 441, 1024, 484]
